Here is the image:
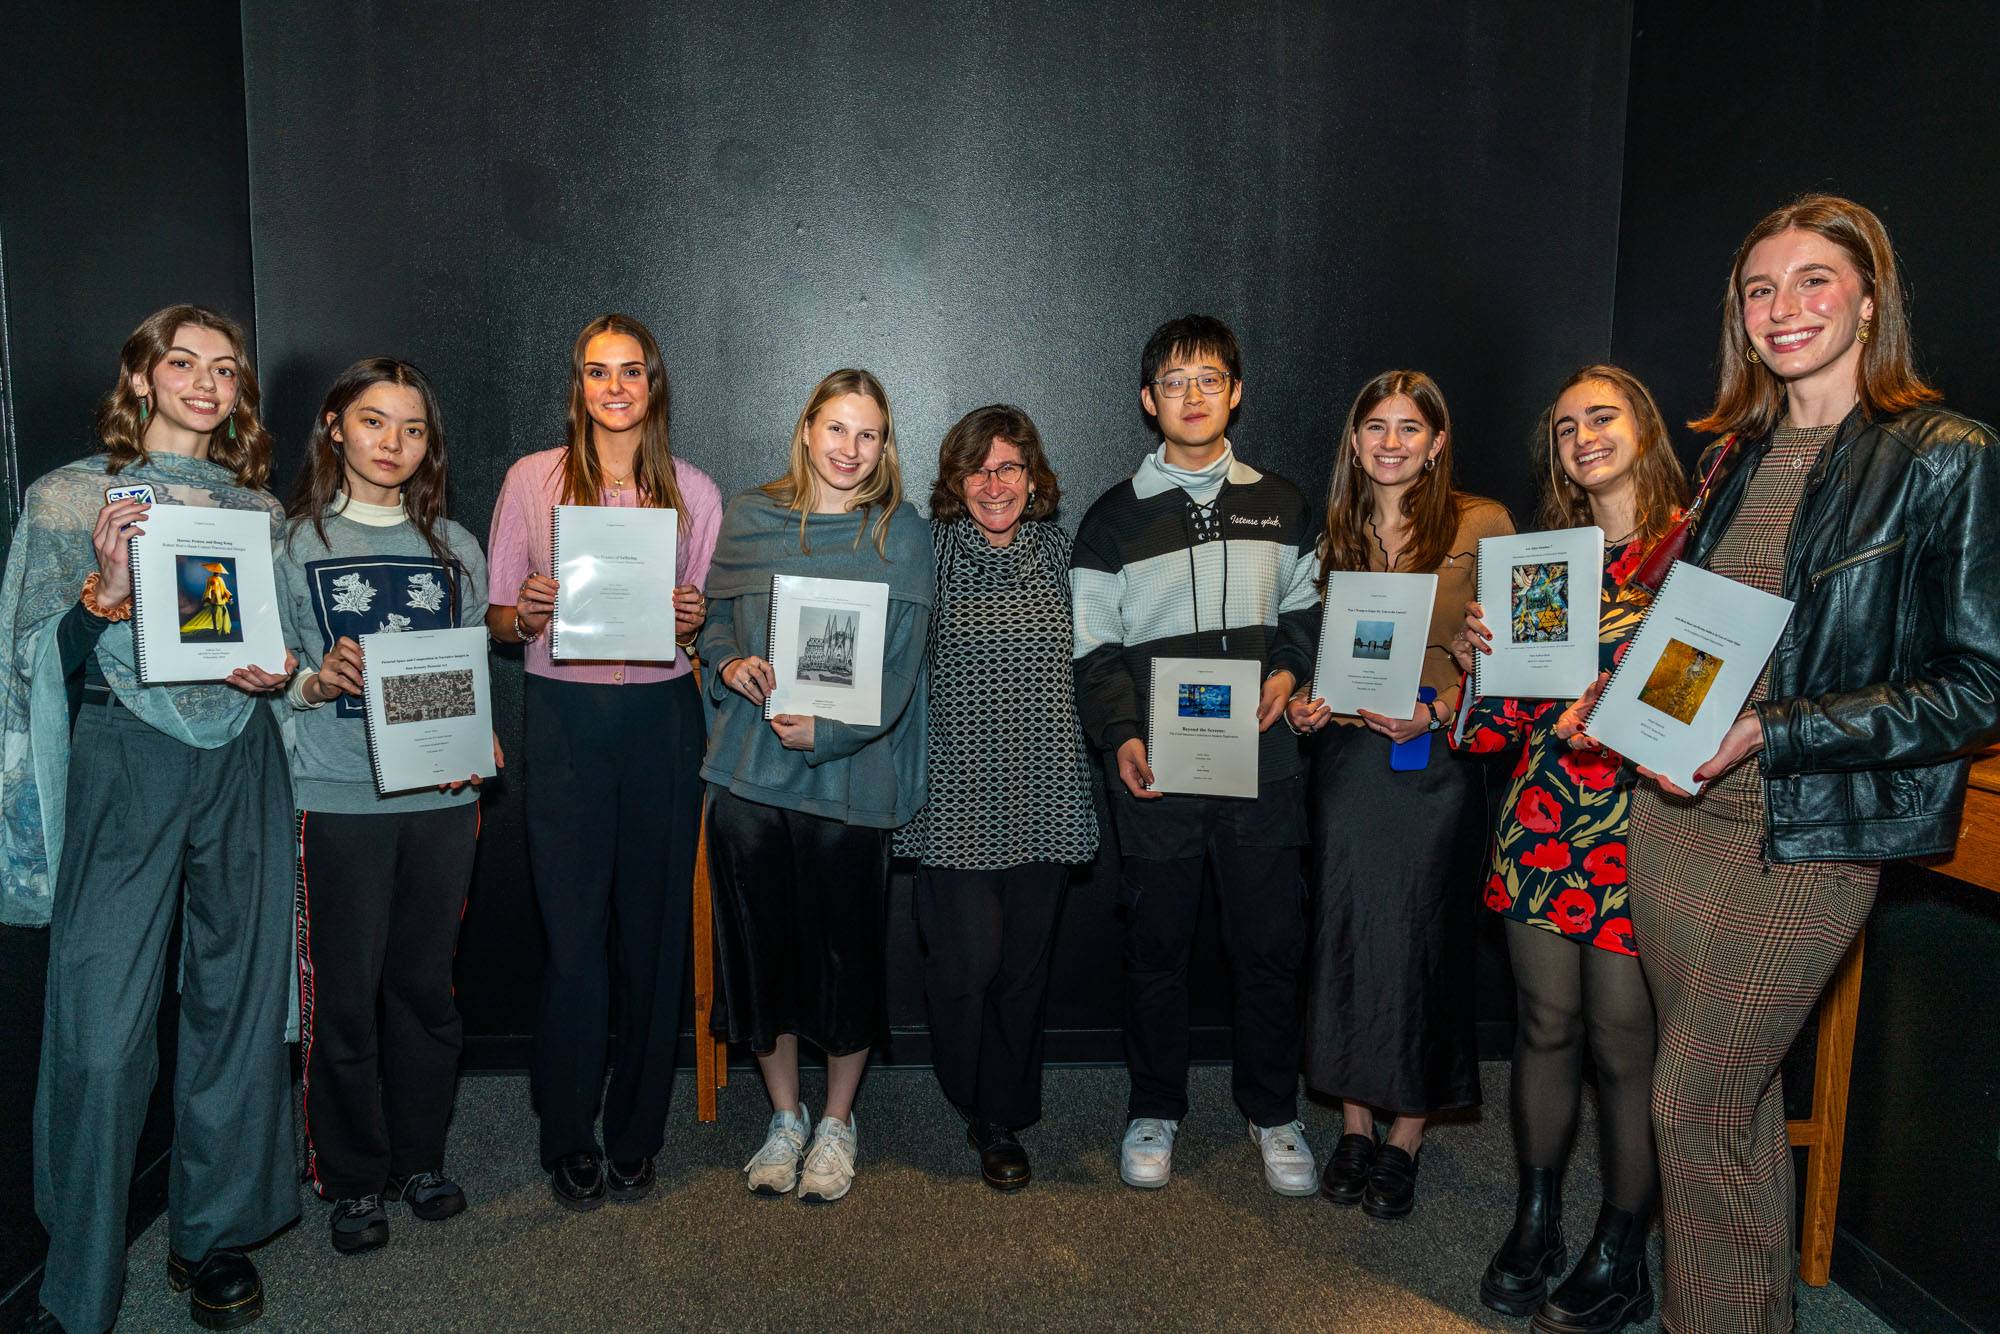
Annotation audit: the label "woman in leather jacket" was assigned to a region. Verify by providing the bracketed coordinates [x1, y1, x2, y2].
[1616, 195, 2000, 1333]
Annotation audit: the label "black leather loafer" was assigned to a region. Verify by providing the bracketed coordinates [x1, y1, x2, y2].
[1361, 1143, 1420, 1220]
[166, 1248, 264, 1330]
[549, 1152, 606, 1212]
[967, 1120, 1032, 1191]
[1319, 1132, 1377, 1206]
[606, 1157, 656, 1203]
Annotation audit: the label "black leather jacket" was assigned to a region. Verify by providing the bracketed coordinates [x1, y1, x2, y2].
[1687, 404, 2000, 862]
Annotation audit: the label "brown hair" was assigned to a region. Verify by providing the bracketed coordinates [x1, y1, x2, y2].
[286, 358, 457, 570]
[558, 313, 687, 524]
[760, 369, 904, 557]
[1692, 194, 1940, 439]
[928, 403, 1060, 523]
[96, 304, 272, 488]
[1318, 369, 1477, 581]
[1534, 365, 1690, 543]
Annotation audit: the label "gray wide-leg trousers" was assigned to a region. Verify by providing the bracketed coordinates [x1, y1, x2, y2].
[33, 695, 298, 1333]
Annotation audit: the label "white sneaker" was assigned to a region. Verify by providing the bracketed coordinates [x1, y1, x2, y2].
[743, 1104, 811, 1196]
[798, 1114, 858, 1203]
[1119, 1117, 1178, 1188]
[1251, 1119, 1318, 1196]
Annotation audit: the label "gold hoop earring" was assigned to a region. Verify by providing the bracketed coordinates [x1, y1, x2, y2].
[1857, 319, 1873, 343]
[1745, 347, 1761, 364]
[1423, 455, 1437, 473]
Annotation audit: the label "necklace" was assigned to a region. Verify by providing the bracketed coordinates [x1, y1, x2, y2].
[1606, 525, 1638, 547]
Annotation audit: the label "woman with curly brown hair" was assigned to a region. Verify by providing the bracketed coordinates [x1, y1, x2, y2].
[894, 404, 1097, 1190]
[0, 305, 299, 1332]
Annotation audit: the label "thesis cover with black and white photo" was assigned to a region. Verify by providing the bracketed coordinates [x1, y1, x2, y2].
[358, 626, 495, 794]
[763, 574, 891, 727]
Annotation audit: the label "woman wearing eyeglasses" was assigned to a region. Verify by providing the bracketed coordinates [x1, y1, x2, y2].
[895, 405, 1097, 1191]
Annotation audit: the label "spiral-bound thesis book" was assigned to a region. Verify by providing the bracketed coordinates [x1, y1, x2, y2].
[1583, 561, 1792, 794]
[1472, 526, 1605, 700]
[550, 505, 679, 661]
[1311, 572, 1438, 716]
[1145, 656, 1260, 798]
[358, 626, 496, 794]
[129, 504, 286, 683]
[762, 575, 891, 727]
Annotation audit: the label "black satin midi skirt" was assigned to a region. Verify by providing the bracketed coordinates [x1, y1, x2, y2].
[1303, 725, 1485, 1114]
[705, 785, 890, 1057]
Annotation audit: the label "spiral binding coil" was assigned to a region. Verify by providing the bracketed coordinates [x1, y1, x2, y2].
[762, 574, 784, 720]
[358, 643, 390, 794]
[127, 531, 152, 682]
[548, 507, 565, 659]
[1582, 559, 1686, 735]
[1145, 657, 1161, 790]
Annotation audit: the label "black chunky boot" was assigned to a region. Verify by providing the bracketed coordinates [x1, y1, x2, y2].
[1531, 1201, 1654, 1333]
[1480, 1165, 1566, 1315]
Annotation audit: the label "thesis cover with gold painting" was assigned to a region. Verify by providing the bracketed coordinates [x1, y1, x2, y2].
[1583, 561, 1792, 793]
[128, 504, 286, 682]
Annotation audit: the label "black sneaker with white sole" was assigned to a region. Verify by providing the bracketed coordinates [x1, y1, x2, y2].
[328, 1195, 390, 1254]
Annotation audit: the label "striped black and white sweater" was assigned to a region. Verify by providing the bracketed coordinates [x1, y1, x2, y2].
[1069, 443, 1321, 788]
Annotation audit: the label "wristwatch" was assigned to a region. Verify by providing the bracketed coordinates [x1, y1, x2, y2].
[1424, 698, 1448, 732]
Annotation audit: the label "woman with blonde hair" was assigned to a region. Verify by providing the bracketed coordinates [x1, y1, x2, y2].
[1450, 365, 1690, 1332]
[1288, 369, 1513, 1221]
[1, 305, 299, 1332]
[486, 313, 721, 1211]
[699, 368, 932, 1204]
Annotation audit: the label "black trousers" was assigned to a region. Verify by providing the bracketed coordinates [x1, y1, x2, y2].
[1116, 784, 1307, 1127]
[525, 674, 704, 1168]
[914, 862, 1068, 1129]
[706, 785, 890, 1057]
[298, 803, 479, 1198]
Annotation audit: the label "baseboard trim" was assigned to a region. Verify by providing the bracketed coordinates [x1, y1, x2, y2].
[1830, 1228, 1978, 1334]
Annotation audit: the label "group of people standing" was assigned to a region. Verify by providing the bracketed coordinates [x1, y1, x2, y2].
[3, 191, 1994, 1334]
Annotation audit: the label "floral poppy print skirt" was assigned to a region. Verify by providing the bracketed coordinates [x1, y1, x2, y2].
[1481, 731, 1639, 955]
[1302, 724, 1485, 1114]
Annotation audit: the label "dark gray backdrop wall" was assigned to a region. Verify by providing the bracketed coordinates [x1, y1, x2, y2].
[0, 1, 258, 1318]
[1611, 3, 2000, 1329]
[242, 0, 1635, 1048]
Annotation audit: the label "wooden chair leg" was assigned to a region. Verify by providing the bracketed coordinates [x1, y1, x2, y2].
[1787, 930, 1865, 1287]
[692, 795, 720, 1123]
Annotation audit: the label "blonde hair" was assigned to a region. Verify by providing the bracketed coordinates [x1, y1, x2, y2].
[760, 368, 903, 556]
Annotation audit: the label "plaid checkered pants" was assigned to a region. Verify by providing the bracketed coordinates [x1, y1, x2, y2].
[1629, 783, 1875, 1333]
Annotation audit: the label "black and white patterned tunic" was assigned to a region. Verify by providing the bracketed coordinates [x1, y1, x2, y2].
[895, 518, 1099, 870]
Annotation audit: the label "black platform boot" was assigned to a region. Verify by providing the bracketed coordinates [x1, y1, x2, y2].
[1480, 1165, 1566, 1316]
[1530, 1201, 1654, 1333]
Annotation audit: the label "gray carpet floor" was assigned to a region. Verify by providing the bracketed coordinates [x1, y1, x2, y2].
[114, 1062, 1890, 1332]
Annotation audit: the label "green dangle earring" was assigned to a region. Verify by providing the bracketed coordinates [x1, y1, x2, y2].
[138, 395, 149, 422]
[228, 414, 237, 441]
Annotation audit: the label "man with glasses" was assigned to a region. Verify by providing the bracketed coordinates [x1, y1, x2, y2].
[1070, 314, 1321, 1195]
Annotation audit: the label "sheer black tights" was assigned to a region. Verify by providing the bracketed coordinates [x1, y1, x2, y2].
[1505, 917, 1658, 1211]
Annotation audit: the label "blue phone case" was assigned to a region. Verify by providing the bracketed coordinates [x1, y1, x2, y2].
[1389, 686, 1438, 771]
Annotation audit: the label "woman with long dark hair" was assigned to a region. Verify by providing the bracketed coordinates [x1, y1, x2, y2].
[895, 404, 1097, 1190]
[485, 313, 721, 1210]
[1288, 370, 1512, 1221]
[1591, 196, 2000, 1332]
[1449, 366, 1690, 1332]
[699, 368, 932, 1204]
[277, 358, 492, 1253]
[0, 305, 298, 1332]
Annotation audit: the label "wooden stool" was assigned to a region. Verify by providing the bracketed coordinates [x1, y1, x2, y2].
[690, 796, 729, 1121]
[1785, 932, 1864, 1287]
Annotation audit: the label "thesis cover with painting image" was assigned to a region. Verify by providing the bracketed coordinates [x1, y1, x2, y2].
[1148, 656, 1260, 798]
[1311, 571, 1438, 717]
[762, 574, 891, 727]
[358, 626, 495, 794]
[1583, 561, 1792, 794]
[1471, 526, 1603, 700]
[128, 503, 285, 682]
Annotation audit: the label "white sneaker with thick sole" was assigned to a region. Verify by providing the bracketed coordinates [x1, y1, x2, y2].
[1119, 1117, 1179, 1188]
[798, 1114, 858, 1203]
[743, 1104, 811, 1196]
[1251, 1119, 1318, 1196]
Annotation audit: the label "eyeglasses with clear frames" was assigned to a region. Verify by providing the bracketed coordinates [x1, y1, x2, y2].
[967, 461, 1027, 486]
[1149, 371, 1232, 398]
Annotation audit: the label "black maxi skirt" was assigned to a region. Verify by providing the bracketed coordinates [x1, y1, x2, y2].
[1303, 724, 1485, 1114]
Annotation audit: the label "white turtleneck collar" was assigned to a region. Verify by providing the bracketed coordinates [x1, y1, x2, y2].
[330, 492, 408, 528]
[1131, 439, 1263, 503]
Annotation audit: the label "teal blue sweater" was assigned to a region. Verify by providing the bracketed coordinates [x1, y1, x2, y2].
[697, 491, 932, 828]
